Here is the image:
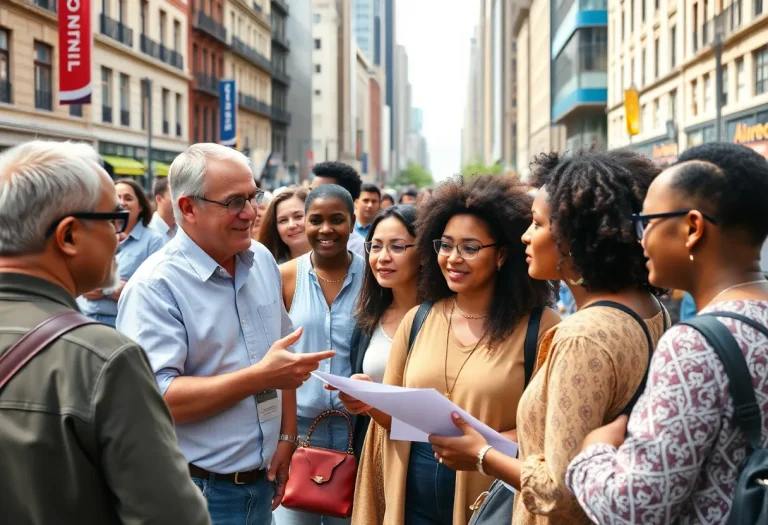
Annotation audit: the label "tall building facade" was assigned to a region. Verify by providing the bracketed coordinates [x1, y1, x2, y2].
[353, 0, 374, 63]
[551, 0, 608, 151]
[286, 0, 313, 181]
[384, 0, 396, 177]
[394, 44, 410, 172]
[0, 0, 189, 182]
[311, 0, 341, 162]
[270, 0, 291, 182]
[607, 0, 768, 167]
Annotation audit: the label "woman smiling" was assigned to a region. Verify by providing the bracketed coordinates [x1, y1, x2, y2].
[259, 186, 311, 263]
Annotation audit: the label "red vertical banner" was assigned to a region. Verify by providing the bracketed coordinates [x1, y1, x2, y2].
[58, 0, 92, 104]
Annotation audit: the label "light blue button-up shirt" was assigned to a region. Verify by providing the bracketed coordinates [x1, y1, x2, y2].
[347, 230, 366, 259]
[290, 252, 364, 421]
[147, 212, 177, 243]
[77, 221, 165, 317]
[116, 228, 293, 473]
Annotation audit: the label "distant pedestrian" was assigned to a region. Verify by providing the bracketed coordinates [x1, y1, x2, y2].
[148, 177, 177, 242]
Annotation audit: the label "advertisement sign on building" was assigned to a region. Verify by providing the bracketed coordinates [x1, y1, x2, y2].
[219, 80, 237, 147]
[58, 0, 92, 104]
[624, 89, 640, 136]
[731, 119, 768, 158]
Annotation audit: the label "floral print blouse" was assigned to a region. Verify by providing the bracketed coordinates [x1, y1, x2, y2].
[566, 300, 768, 524]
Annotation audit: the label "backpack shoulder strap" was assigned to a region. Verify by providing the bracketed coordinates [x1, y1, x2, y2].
[683, 314, 763, 451]
[408, 301, 435, 355]
[0, 311, 97, 392]
[523, 306, 545, 387]
[586, 300, 654, 416]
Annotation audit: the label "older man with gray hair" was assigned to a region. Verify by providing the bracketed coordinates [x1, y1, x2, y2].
[117, 143, 334, 525]
[0, 140, 210, 525]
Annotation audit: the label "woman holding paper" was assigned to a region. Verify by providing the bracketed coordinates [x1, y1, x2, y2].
[428, 149, 669, 525]
[346, 175, 560, 525]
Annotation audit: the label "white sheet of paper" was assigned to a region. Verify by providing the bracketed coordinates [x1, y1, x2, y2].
[391, 418, 430, 442]
[312, 371, 518, 458]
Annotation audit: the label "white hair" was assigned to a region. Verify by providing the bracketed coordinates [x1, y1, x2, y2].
[0, 140, 106, 256]
[168, 143, 252, 222]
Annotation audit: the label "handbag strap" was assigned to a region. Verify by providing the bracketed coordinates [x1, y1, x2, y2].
[408, 301, 435, 355]
[683, 313, 765, 451]
[303, 409, 355, 454]
[0, 311, 98, 391]
[523, 306, 544, 387]
[586, 300, 654, 416]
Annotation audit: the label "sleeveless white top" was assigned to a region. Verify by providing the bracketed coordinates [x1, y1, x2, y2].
[362, 322, 393, 383]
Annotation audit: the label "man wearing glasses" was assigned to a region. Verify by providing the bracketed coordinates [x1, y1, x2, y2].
[0, 140, 210, 524]
[117, 143, 335, 525]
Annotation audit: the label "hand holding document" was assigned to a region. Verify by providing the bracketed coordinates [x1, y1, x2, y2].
[311, 371, 518, 458]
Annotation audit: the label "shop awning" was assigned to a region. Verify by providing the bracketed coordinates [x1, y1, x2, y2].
[102, 155, 145, 176]
[152, 161, 171, 177]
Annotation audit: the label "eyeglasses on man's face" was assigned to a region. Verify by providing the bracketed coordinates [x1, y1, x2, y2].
[432, 239, 497, 260]
[197, 190, 265, 216]
[45, 209, 131, 238]
[631, 210, 719, 240]
[364, 242, 415, 255]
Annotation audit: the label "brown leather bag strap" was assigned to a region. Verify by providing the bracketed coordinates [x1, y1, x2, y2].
[303, 409, 355, 453]
[0, 311, 98, 391]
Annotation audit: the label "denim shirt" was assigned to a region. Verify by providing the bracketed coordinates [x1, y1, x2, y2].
[290, 252, 364, 421]
[116, 228, 294, 473]
[77, 221, 165, 317]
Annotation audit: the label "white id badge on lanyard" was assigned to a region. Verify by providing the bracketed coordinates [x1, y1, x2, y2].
[256, 390, 280, 422]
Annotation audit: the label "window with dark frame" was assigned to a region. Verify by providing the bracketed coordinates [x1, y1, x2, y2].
[670, 25, 677, 68]
[176, 93, 182, 137]
[756, 47, 768, 95]
[203, 107, 209, 141]
[34, 41, 53, 111]
[0, 28, 9, 104]
[314, 38, 321, 49]
[119, 73, 130, 126]
[101, 66, 112, 122]
[194, 104, 200, 142]
[162, 88, 169, 134]
[211, 108, 217, 143]
[722, 66, 729, 106]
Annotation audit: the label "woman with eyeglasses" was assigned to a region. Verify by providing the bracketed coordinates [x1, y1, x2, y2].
[426, 149, 670, 525]
[274, 184, 365, 525]
[565, 143, 768, 525]
[348, 175, 559, 525]
[77, 179, 165, 327]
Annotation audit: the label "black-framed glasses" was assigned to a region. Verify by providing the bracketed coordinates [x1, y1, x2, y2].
[364, 242, 415, 255]
[433, 239, 497, 260]
[632, 210, 719, 240]
[197, 190, 264, 215]
[45, 210, 131, 238]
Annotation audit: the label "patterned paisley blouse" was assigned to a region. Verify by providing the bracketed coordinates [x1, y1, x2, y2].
[566, 300, 768, 524]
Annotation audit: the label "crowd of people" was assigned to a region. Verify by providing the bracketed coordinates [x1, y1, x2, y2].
[0, 138, 767, 525]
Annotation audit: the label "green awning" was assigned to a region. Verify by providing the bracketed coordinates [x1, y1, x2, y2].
[102, 155, 145, 176]
[152, 161, 171, 177]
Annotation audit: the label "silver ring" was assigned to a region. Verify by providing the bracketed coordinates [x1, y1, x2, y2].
[438, 457, 444, 464]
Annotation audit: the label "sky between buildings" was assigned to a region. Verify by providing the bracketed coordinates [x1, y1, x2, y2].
[397, 0, 478, 182]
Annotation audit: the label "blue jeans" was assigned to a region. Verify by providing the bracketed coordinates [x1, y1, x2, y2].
[273, 415, 353, 525]
[192, 475, 274, 525]
[88, 313, 116, 328]
[404, 442, 456, 525]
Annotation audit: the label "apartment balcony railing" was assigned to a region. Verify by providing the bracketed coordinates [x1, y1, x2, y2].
[102, 105, 113, 123]
[120, 109, 130, 126]
[271, 106, 292, 125]
[194, 73, 219, 96]
[696, 0, 746, 51]
[194, 11, 228, 45]
[272, 30, 291, 50]
[100, 14, 134, 48]
[0, 80, 10, 104]
[231, 37, 272, 72]
[253, 2, 263, 13]
[271, 0, 289, 14]
[272, 68, 291, 86]
[238, 92, 271, 118]
[35, 90, 52, 111]
[159, 44, 184, 70]
[140, 34, 161, 60]
[30, 0, 57, 13]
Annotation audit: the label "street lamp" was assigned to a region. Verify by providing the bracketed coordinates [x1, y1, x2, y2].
[714, 20, 724, 141]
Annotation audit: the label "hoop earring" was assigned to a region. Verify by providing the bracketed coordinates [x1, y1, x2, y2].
[689, 254, 694, 262]
[568, 277, 585, 286]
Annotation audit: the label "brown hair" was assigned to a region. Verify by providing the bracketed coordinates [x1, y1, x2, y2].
[115, 178, 153, 227]
[258, 186, 309, 262]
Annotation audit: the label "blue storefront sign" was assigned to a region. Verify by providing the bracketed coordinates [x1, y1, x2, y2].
[219, 79, 236, 147]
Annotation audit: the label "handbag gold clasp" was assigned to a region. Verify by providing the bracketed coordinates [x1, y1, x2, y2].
[312, 475, 326, 484]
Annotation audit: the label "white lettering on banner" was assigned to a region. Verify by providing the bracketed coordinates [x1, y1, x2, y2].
[223, 83, 233, 133]
[66, 15, 81, 72]
[67, 0, 81, 9]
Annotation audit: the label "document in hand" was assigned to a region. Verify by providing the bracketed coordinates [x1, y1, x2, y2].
[311, 371, 518, 458]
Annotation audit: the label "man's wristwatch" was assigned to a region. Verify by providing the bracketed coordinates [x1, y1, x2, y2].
[279, 434, 299, 447]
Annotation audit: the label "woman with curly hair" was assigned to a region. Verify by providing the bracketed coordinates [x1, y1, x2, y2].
[346, 175, 560, 525]
[429, 149, 670, 525]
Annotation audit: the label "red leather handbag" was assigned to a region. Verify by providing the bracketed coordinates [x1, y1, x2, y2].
[281, 410, 358, 518]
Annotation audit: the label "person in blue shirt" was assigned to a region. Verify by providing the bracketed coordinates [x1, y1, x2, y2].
[679, 291, 697, 321]
[275, 185, 365, 525]
[117, 144, 335, 525]
[354, 183, 381, 238]
[77, 178, 164, 327]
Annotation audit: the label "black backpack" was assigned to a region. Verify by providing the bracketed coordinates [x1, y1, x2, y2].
[680, 312, 768, 525]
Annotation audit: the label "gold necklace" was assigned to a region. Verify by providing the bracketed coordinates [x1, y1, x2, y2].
[311, 253, 349, 284]
[444, 300, 487, 400]
[453, 297, 489, 319]
[706, 279, 768, 307]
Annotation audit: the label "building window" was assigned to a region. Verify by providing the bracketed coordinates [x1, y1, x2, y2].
[173, 20, 181, 51]
[641, 103, 649, 132]
[119, 73, 130, 126]
[192, 44, 198, 74]
[315, 64, 321, 73]
[722, 66, 728, 106]
[669, 89, 677, 122]
[34, 42, 53, 111]
[159, 10, 167, 45]
[194, 104, 200, 142]
[655, 0, 659, 10]
[0, 29, 9, 104]
[641, 48, 646, 85]
[653, 98, 660, 129]
[756, 47, 768, 95]
[140, 0, 148, 34]
[69, 104, 83, 117]
[630, 0, 634, 31]
[654, 38, 659, 78]
[737, 58, 746, 101]
[704, 73, 712, 112]
[670, 26, 677, 68]
[212, 108, 217, 143]
[314, 38, 321, 49]
[175, 93, 182, 137]
[203, 107, 209, 141]
[641, 0, 646, 21]
[162, 88, 169, 135]
[101, 67, 113, 122]
[314, 89, 321, 96]
[314, 13, 321, 24]
[691, 79, 698, 116]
